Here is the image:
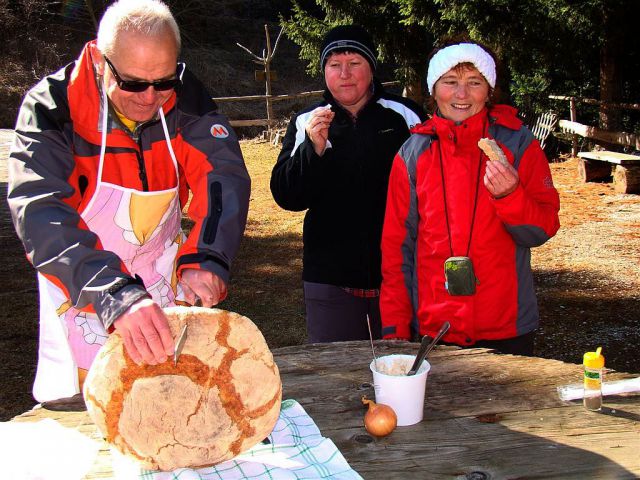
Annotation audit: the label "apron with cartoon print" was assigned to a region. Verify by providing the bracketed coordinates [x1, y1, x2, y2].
[34, 97, 184, 402]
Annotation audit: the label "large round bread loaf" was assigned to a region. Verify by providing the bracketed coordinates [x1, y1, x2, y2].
[83, 306, 282, 471]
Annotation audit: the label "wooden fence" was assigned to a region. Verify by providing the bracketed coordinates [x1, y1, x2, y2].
[549, 95, 640, 154]
[214, 81, 400, 128]
[216, 89, 639, 152]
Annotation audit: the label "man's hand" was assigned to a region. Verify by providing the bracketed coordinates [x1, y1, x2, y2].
[305, 105, 335, 156]
[180, 269, 227, 307]
[113, 298, 174, 365]
[484, 160, 519, 198]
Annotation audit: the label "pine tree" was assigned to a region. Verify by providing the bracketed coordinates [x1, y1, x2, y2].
[282, 0, 640, 131]
[281, 0, 438, 105]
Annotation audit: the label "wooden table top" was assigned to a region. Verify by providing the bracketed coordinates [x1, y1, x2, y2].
[11, 341, 640, 479]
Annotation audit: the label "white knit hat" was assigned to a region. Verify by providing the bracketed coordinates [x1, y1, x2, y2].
[426, 43, 496, 95]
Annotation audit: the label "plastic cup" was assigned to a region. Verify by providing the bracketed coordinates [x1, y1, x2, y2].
[369, 354, 430, 426]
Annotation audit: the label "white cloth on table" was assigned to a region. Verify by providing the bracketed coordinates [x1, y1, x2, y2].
[113, 399, 363, 480]
[0, 417, 101, 480]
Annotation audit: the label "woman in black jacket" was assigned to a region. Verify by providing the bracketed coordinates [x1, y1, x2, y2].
[271, 25, 424, 343]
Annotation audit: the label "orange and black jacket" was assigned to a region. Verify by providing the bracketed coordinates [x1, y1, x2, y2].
[7, 41, 250, 328]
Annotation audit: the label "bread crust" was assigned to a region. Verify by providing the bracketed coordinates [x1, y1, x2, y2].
[83, 307, 282, 471]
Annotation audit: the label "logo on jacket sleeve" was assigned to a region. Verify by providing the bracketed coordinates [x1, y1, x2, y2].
[210, 124, 229, 138]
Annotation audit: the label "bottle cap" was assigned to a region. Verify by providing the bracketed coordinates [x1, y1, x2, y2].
[583, 347, 605, 369]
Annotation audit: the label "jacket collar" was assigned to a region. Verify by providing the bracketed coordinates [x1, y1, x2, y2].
[411, 104, 523, 136]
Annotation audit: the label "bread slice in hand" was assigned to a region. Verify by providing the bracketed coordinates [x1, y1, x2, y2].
[478, 138, 509, 166]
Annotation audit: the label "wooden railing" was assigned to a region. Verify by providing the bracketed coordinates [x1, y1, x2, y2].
[216, 89, 639, 151]
[549, 95, 640, 112]
[549, 95, 640, 154]
[214, 81, 400, 128]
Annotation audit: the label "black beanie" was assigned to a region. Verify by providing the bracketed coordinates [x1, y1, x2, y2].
[320, 25, 378, 71]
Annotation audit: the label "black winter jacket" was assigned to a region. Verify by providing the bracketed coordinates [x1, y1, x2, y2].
[271, 81, 424, 289]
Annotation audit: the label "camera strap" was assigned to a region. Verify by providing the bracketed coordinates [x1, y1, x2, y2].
[437, 119, 487, 258]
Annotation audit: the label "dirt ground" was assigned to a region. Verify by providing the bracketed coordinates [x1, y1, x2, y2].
[1, 129, 639, 422]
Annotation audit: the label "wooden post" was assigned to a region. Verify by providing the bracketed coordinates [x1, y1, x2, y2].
[264, 25, 274, 135]
[577, 159, 612, 183]
[569, 97, 578, 157]
[237, 27, 284, 139]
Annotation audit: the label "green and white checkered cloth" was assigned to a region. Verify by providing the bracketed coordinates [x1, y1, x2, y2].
[113, 399, 362, 480]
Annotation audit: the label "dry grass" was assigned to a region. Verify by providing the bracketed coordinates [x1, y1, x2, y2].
[217, 139, 307, 348]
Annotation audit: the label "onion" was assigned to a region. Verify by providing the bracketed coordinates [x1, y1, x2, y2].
[362, 395, 397, 437]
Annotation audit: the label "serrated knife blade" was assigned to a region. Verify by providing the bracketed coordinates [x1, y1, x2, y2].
[173, 323, 188, 366]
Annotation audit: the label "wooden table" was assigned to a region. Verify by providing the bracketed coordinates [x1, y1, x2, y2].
[11, 341, 640, 479]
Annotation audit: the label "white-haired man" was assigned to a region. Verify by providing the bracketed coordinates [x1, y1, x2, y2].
[8, 0, 250, 402]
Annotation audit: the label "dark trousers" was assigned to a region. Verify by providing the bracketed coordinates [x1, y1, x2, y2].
[436, 330, 536, 356]
[473, 331, 536, 356]
[303, 281, 382, 343]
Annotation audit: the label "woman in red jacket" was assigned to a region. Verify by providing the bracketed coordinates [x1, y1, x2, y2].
[380, 40, 560, 355]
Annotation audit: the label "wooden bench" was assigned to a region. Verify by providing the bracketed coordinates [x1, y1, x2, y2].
[577, 150, 640, 194]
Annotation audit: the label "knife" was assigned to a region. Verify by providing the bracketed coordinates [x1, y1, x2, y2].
[173, 323, 188, 366]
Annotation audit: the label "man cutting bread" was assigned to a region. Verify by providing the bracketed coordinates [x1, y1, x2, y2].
[7, 0, 250, 402]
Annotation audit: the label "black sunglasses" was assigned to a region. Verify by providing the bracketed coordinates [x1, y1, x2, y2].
[104, 56, 184, 93]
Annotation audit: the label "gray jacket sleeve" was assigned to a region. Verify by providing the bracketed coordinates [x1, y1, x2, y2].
[7, 67, 149, 330]
[175, 111, 251, 284]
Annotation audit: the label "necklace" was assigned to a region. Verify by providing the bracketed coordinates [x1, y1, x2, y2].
[437, 119, 487, 258]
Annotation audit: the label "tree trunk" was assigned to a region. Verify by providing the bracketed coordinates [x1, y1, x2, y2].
[402, 79, 425, 111]
[599, 5, 624, 130]
[578, 159, 612, 183]
[85, 0, 98, 32]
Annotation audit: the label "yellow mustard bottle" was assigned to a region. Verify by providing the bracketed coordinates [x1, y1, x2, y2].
[583, 347, 604, 411]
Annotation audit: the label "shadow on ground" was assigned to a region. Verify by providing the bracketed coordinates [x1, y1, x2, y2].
[535, 268, 640, 373]
[0, 181, 39, 421]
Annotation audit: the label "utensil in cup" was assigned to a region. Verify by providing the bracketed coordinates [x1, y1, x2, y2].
[407, 321, 450, 376]
[366, 314, 379, 372]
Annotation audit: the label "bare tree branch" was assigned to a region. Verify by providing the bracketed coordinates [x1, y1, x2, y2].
[270, 27, 285, 59]
[236, 42, 264, 62]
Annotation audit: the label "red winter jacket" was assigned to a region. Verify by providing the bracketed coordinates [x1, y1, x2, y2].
[380, 105, 560, 345]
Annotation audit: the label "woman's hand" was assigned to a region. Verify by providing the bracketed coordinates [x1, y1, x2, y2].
[484, 160, 519, 198]
[305, 105, 335, 156]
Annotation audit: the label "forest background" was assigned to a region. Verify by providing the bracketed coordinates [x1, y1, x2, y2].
[1, 0, 640, 137]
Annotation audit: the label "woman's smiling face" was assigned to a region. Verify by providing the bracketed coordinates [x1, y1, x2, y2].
[433, 64, 490, 122]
